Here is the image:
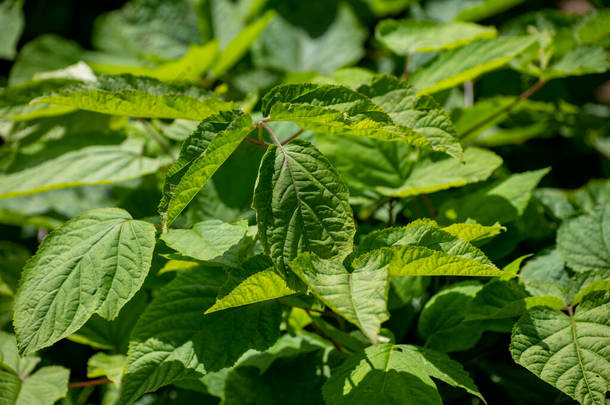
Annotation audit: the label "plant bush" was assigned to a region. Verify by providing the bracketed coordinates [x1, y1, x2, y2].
[0, 0, 609, 404]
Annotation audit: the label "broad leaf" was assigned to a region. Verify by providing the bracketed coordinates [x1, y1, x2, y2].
[0, 1, 23, 60]
[441, 222, 505, 243]
[439, 168, 550, 225]
[577, 9, 610, 46]
[14, 208, 156, 354]
[543, 45, 610, 79]
[358, 219, 503, 277]
[206, 255, 297, 314]
[0, 145, 161, 199]
[119, 268, 281, 405]
[426, 0, 526, 22]
[87, 353, 126, 387]
[557, 204, 610, 272]
[253, 139, 355, 274]
[159, 110, 253, 226]
[510, 291, 610, 405]
[290, 251, 391, 343]
[376, 19, 496, 54]
[161, 219, 248, 262]
[33, 74, 234, 120]
[323, 343, 485, 404]
[411, 36, 536, 94]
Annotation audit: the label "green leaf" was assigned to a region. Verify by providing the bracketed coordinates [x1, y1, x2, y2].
[212, 11, 275, 76]
[510, 291, 610, 405]
[119, 268, 281, 405]
[544, 45, 610, 79]
[0, 332, 39, 378]
[0, 1, 24, 60]
[418, 281, 511, 352]
[252, 3, 366, 74]
[358, 219, 503, 277]
[87, 353, 126, 387]
[376, 19, 496, 55]
[557, 203, 610, 272]
[159, 110, 253, 226]
[426, 0, 526, 22]
[252, 139, 355, 274]
[290, 251, 391, 343]
[0, 145, 161, 199]
[14, 208, 156, 354]
[33, 74, 234, 120]
[91, 0, 201, 61]
[439, 168, 550, 225]
[577, 9, 610, 46]
[441, 222, 505, 243]
[411, 36, 536, 94]
[161, 219, 248, 262]
[323, 343, 484, 404]
[206, 255, 297, 314]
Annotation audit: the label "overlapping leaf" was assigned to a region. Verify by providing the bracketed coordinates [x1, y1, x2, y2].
[14, 208, 156, 354]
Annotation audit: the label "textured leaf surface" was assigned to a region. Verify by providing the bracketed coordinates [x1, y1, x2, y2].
[412, 36, 535, 94]
[376, 19, 496, 54]
[33, 74, 233, 119]
[119, 268, 281, 405]
[206, 256, 297, 314]
[510, 291, 610, 405]
[159, 110, 253, 226]
[557, 204, 610, 272]
[544, 45, 610, 79]
[0, 146, 161, 199]
[253, 139, 355, 274]
[14, 208, 156, 354]
[440, 168, 550, 225]
[441, 222, 505, 243]
[290, 251, 390, 343]
[161, 219, 248, 262]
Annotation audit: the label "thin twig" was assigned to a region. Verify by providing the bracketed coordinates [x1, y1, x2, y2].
[281, 128, 304, 145]
[459, 78, 547, 139]
[463, 80, 474, 107]
[243, 137, 270, 148]
[387, 198, 395, 227]
[259, 121, 283, 147]
[135, 118, 175, 160]
[402, 53, 410, 80]
[305, 310, 346, 353]
[68, 378, 111, 389]
[420, 195, 436, 218]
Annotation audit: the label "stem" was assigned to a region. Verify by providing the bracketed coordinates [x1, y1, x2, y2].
[281, 128, 304, 145]
[259, 121, 282, 148]
[135, 118, 175, 160]
[402, 53, 410, 80]
[463, 80, 474, 107]
[243, 137, 269, 148]
[420, 195, 436, 218]
[387, 198, 395, 227]
[305, 310, 346, 353]
[459, 78, 547, 139]
[68, 378, 111, 389]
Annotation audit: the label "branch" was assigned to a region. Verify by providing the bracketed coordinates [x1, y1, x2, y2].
[68, 378, 111, 389]
[305, 309, 346, 354]
[281, 128, 304, 145]
[259, 121, 283, 148]
[420, 195, 436, 218]
[459, 78, 547, 139]
[402, 53, 410, 80]
[135, 118, 175, 160]
[243, 137, 270, 148]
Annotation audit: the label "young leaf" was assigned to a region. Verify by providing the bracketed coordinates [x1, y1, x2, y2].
[557, 204, 610, 272]
[159, 110, 253, 226]
[119, 268, 281, 405]
[543, 45, 610, 79]
[510, 291, 610, 405]
[441, 222, 505, 243]
[14, 208, 156, 354]
[0, 145, 161, 198]
[33, 74, 234, 120]
[253, 139, 355, 274]
[411, 36, 536, 94]
[290, 250, 391, 343]
[376, 19, 496, 55]
[161, 219, 248, 262]
[439, 168, 550, 225]
[206, 255, 297, 314]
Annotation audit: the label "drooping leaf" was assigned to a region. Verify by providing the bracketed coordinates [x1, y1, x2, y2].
[0, 145, 161, 199]
[161, 219, 248, 262]
[0, 0, 24, 60]
[206, 255, 297, 314]
[159, 110, 253, 226]
[439, 168, 550, 225]
[33, 74, 234, 120]
[87, 353, 126, 387]
[14, 208, 156, 354]
[0, 78, 80, 120]
[252, 139, 355, 274]
[290, 250, 391, 343]
[118, 268, 281, 405]
[358, 219, 503, 277]
[252, 3, 366, 74]
[411, 36, 536, 94]
[557, 203, 610, 272]
[376, 19, 496, 55]
[510, 291, 610, 405]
